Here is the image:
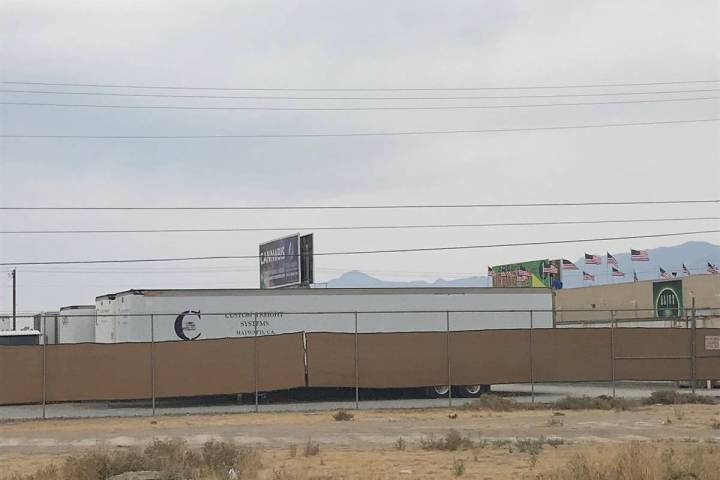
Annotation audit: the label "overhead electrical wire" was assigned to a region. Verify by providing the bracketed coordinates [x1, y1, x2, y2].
[1, 199, 717, 211]
[1, 117, 718, 139]
[2, 96, 718, 111]
[2, 79, 718, 91]
[1, 229, 717, 266]
[2, 88, 720, 100]
[0, 216, 717, 235]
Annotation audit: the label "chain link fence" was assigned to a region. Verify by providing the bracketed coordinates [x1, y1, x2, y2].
[0, 307, 718, 419]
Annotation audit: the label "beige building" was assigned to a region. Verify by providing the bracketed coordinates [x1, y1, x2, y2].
[554, 274, 719, 327]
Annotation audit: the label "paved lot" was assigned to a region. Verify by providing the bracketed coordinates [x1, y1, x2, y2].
[1, 382, 717, 421]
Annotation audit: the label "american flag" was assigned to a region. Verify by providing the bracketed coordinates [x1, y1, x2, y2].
[659, 267, 672, 279]
[607, 252, 618, 266]
[582, 271, 595, 281]
[709, 262, 719, 274]
[561, 259, 579, 270]
[611, 266, 625, 277]
[542, 264, 558, 274]
[682, 264, 691, 276]
[585, 253, 601, 265]
[631, 249, 649, 261]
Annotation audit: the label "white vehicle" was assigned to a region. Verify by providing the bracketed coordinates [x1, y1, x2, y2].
[96, 287, 553, 397]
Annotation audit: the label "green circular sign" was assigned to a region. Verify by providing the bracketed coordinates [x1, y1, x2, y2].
[655, 287, 680, 317]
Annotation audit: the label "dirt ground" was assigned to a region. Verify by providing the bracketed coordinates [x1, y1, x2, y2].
[1, 405, 719, 479]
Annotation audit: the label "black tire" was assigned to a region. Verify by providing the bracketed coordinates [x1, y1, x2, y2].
[454, 384, 491, 398]
[427, 385, 451, 398]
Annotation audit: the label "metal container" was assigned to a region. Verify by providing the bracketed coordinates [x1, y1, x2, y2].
[95, 287, 553, 343]
[57, 305, 96, 344]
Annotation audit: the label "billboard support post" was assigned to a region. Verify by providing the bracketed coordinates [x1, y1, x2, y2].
[354, 312, 359, 410]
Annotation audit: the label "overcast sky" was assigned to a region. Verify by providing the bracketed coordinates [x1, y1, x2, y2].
[0, 0, 718, 312]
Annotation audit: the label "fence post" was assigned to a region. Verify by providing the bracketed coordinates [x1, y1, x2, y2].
[529, 310, 534, 405]
[42, 314, 47, 420]
[610, 310, 616, 398]
[354, 312, 359, 410]
[150, 314, 156, 417]
[690, 298, 697, 395]
[254, 313, 259, 413]
[446, 311, 452, 409]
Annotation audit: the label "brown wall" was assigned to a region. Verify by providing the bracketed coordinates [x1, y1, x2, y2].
[555, 275, 720, 323]
[555, 281, 653, 322]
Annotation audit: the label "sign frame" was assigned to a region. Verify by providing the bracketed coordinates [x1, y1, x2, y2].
[259, 233, 302, 289]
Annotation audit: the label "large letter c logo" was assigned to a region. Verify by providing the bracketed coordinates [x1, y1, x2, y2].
[174, 310, 202, 341]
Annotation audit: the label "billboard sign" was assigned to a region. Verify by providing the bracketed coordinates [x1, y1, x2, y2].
[259, 234, 301, 289]
[300, 233, 314, 286]
[490, 259, 562, 288]
[653, 280, 683, 318]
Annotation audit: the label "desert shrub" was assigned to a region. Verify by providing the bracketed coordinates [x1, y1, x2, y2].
[452, 458, 465, 476]
[514, 437, 545, 456]
[7, 439, 260, 480]
[420, 430, 474, 452]
[644, 390, 716, 405]
[551, 395, 637, 411]
[303, 440, 320, 457]
[332, 410, 354, 421]
[538, 442, 720, 480]
[394, 437, 407, 451]
[463, 394, 525, 412]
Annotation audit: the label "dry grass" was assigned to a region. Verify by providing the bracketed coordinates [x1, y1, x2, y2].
[644, 390, 717, 406]
[551, 395, 639, 411]
[2, 439, 260, 480]
[331, 410, 354, 422]
[536, 442, 720, 480]
[420, 429, 475, 451]
[462, 394, 529, 412]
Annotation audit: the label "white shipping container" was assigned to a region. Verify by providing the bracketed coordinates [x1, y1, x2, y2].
[58, 305, 96, 343]
[95, 288, 553, 343]
[34, 311, 59, 344]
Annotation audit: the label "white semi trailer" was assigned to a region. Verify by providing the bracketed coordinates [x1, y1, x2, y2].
[57, 305, 96, 343]
[96, 287, 553, 397]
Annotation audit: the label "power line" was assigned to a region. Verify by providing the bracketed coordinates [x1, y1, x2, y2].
[2, 96, 718, 111]
[1, 216, 717, 235]
[1, 117, 718, 139]
[1, 79, 718, 91]
[1, 229, 717, 266]
[1, 199, 717, 211]
[1, 88, 719, 100]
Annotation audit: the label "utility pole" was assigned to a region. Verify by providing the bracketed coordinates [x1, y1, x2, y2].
[12, 268, 16, 330]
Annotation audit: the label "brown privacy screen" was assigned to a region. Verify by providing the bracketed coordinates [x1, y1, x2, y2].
[1, 329, 719, 405]
[307, 328, 720, 389]
[696, 328, 720, 380]
[46, 343, 152, 402]
[154, 333, 305, 397]
[306, 332, 449, 388]
[0, 346, 43, 404]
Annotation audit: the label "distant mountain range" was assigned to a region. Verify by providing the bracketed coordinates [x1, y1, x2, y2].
[322, 241, 720, 289]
